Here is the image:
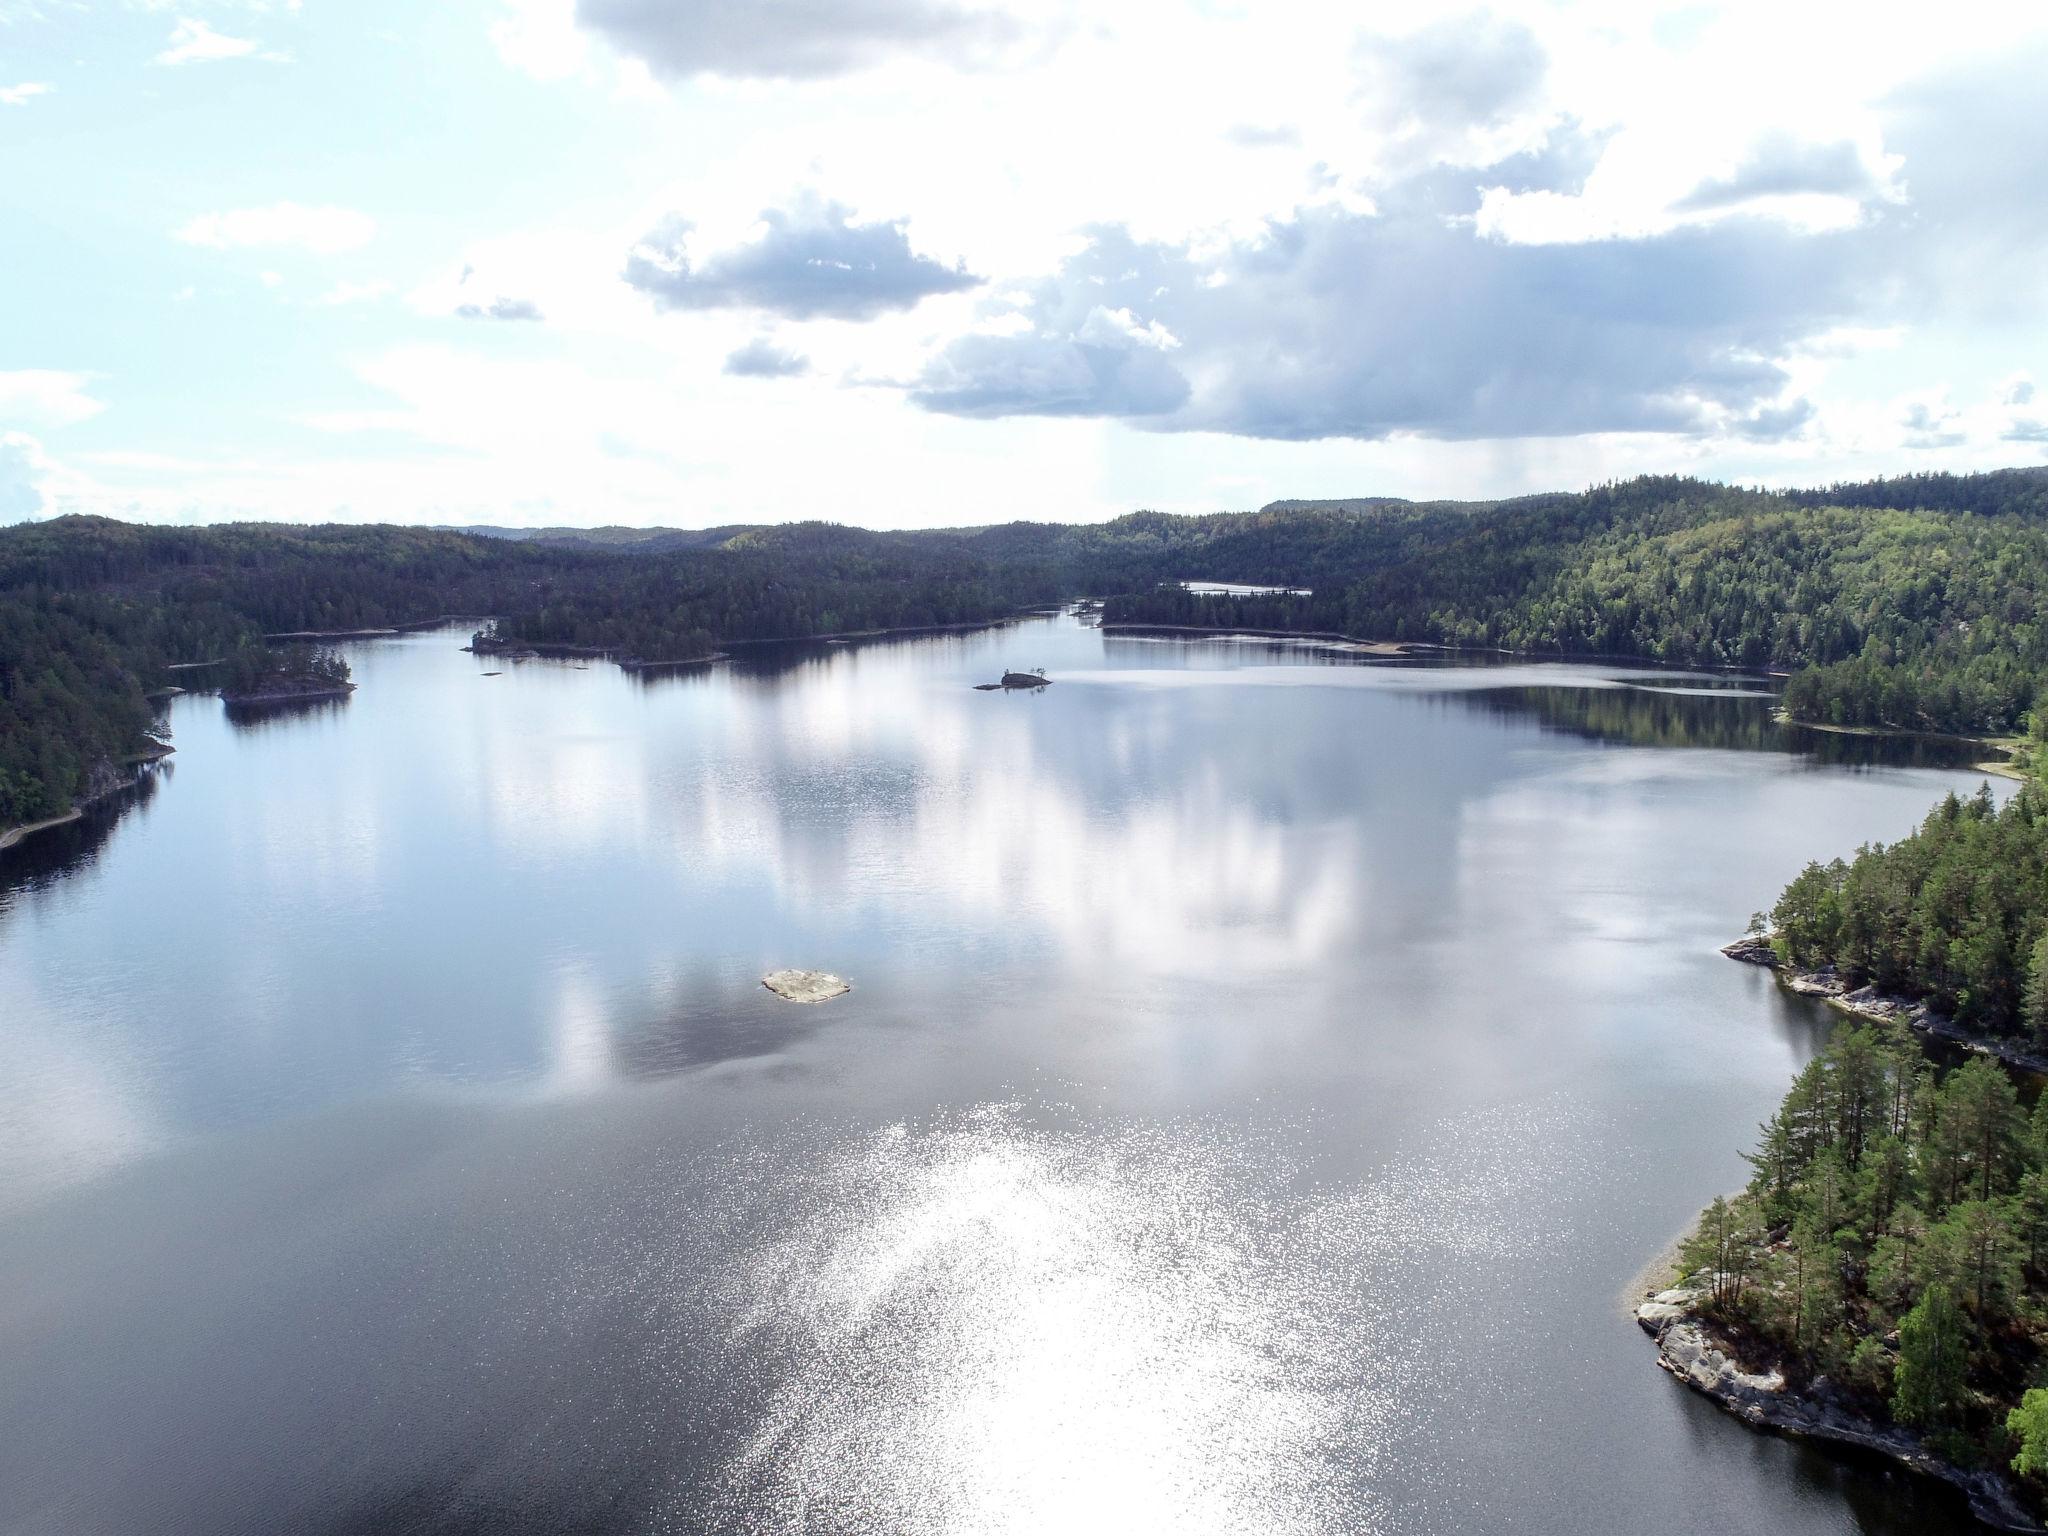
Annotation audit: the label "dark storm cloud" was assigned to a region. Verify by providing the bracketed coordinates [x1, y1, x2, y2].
[574, 0, 1018, 80]
[1675, 135, 1882, 212]
[723, 338, 812, 378]
[910, 207, 1868, 440]
[625, 196, 979, 322]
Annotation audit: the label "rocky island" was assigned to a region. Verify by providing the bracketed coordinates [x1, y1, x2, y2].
[761, 969, 851, 1003]
[219, 643, 356, 706]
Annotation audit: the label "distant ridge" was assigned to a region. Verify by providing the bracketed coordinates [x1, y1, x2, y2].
[1256, 496, 1415, 515]
[448, 524, 761, 551]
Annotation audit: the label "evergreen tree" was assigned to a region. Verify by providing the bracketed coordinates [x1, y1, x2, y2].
[1893, 1285, 1970, 1428]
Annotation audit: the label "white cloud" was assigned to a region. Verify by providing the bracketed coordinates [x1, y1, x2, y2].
[175, 203, 376, 255]
[0, 433, 56, 524]
[154, 19, 261, 67]
[0, 370, 105, 431]
[0, 82, 53, 106]
[490, 0, 590, 82]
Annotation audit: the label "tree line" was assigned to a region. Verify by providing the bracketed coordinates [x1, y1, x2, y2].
[6, 465, 2047, 827]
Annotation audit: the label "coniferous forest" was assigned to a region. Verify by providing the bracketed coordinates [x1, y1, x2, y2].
[1682, 1026, 2048, 1485]
[1766, 768, 2048, 1042]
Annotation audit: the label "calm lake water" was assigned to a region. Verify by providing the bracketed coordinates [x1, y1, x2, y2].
[0, 614, 2014, 1535]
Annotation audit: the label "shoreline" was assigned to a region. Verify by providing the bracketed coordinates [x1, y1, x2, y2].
[0, 740, 175, 854]
[719, 614, 1029, 647]
[1772, 711, 2025, 777]
[263, 615, 482, 642]
[1723, 935, 2048, 1075]
[1097, 620, 2033, 763]
[222, 682, 358, 706]
[471, 612, 1034, 670]
[1099, 622, 1417, 656]
[1635, 1289, 2038, 1530]
[0, 808, 83, 852]
[467, 636, 723, 669]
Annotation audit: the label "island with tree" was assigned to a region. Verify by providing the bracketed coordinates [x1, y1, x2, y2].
[219, 643, 355, 705]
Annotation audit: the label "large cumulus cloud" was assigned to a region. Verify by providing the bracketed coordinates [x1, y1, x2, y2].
[625, 195, 978, 321]
[909, 203, 1868, 441]
[575, 0, 1019, 80]
[1675, 135, 1885, 213]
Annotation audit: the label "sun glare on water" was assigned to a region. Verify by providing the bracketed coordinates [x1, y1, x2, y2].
[674, 1099, 1579, 1536]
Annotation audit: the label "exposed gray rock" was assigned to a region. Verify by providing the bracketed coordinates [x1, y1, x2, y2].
[762, 969, 851, 1004]
[1721, 934, 1779, 967]
[1636, 1294, 2040, 1531]
[1723, 933, 2048, 1074]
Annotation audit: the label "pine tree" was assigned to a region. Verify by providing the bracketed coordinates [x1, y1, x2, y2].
[1893, 1285, 1969, 1428]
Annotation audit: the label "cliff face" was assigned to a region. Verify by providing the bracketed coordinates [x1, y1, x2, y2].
[1636, 1287, 2039, 1531]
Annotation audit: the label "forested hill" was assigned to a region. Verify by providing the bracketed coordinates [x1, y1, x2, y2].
[1102, 471, 2048, 737]
[4, 465, 2047, 831]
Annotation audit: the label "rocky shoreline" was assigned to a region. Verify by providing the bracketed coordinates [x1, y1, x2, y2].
[1723, 935, 2048, 1075]
[1636, 1287, 2038, 1530]
[0, 745, 173, 853]
[221, 681, 358, 706]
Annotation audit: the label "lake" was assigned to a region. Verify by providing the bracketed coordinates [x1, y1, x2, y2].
[0, 612, 2011, 1535]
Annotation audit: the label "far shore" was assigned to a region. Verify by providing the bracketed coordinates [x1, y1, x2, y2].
[1772, 710, 2026, 777]
[1099, 622, 1417, 656]
[263, 614, 484, 642]
[469, 611, 1033, 670]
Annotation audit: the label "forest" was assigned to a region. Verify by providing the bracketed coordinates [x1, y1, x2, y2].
[4, 465, 2046, 831]
[1103, 472, 2048, 738]
[1765, 763, 2048, 1042]
[0, 518, 1058, 826]
[1680, 1022, 2048, 1496]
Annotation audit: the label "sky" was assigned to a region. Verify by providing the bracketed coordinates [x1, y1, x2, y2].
[1, 0, 2045, 529]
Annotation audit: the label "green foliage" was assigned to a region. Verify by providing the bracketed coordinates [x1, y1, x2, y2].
[2009, 1389, 2048, 1478]
[1691, 1018, 2048, 1470]
[221, 643, 351, 697]
[1766, 786, 2048, 1037]
[1894, 1284, 1969, 1428]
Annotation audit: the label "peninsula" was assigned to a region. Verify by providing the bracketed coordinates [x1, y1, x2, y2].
[1650, 719, 2048, 1524]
